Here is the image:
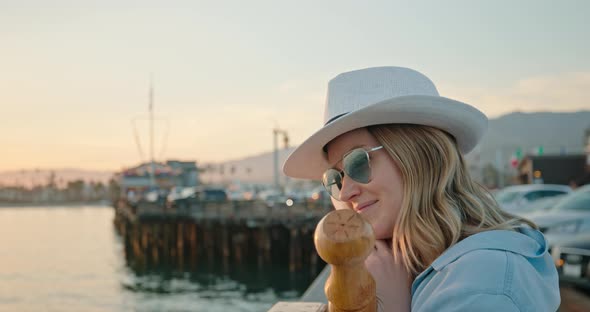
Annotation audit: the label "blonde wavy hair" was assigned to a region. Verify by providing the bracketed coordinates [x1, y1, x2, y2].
[367, 124, 536, 276]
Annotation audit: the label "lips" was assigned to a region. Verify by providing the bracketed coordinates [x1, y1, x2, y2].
[355, 200, 378, 212]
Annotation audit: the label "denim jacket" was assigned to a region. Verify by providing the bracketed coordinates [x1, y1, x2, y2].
[411, 227, 560, 312]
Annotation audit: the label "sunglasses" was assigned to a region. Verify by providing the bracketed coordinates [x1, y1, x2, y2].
[322, 145, 383, 200]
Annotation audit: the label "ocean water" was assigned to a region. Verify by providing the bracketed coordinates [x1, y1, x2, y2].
[0, 205, 313, 312]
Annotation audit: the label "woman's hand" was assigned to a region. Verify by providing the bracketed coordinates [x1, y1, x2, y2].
[365, 239, 412, 312]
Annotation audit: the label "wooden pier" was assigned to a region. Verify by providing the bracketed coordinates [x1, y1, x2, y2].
[113, 199, 330, 277]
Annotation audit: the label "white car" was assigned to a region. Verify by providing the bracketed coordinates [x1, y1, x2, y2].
[511, 195, 566, 216]
[166, 186, 196, 202]
[523, 185, 590, 249]
[494, 184, 572, 212]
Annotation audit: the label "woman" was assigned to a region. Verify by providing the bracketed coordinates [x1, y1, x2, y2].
[283, 67, 560, 311]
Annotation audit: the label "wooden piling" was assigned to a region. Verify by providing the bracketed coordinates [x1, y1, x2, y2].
[189, 223, 197, 269]
[177, 222, 184, 269]
[221, 225, 230, 272]
[151, 223, 159, 264]
[113, 200, 327, 280]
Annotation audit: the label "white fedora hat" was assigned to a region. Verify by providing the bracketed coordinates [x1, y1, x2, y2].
[283, 66, 488, 180]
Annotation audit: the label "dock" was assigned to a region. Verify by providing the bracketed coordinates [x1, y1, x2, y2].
[113, 199, 330, 277]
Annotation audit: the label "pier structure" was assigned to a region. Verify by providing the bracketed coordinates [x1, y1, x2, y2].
[113, 199, 330, 277]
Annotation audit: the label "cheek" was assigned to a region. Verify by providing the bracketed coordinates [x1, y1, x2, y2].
[375, 160, 404, 202]
[372, 212, 397, 239]
[372, 169, 404, 198]
[371, 163, 404, 237]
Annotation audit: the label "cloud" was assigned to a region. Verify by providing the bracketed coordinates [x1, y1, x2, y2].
[439, 72, 590, 117]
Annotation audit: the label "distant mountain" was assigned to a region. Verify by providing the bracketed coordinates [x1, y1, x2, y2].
[0, 168, 114, 188]
[469, 111, 590, 167]
[204, 111, 590, 184]
[200, 148, 297, 185]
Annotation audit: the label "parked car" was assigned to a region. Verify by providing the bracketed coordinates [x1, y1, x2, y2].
[511, 194, 566, 216]
[264, 194, 291, 208]
[168, 186, 228, 211]
[195, 187, 228, 202]
[227, 190, 254, 201]
[494, 184, 572, 212]
[523, 185, 590, 250]
[143, 188, 169, 206]
[551, 233, 590, 290]
[166, 186, 194, 202]
[256, 189, 287, 208]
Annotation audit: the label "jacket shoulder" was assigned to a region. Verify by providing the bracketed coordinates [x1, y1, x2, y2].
[412, 249, 560, 312]
[437, 249, 510, 292]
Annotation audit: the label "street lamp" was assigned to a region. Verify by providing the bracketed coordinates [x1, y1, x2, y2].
[273, 128, 289, 192]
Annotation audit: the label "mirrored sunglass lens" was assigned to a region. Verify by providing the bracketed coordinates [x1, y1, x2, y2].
[322, 169, 342, 198]
[343, 149, 371, 183]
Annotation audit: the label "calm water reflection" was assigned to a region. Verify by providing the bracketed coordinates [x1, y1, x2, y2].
[0, 206, 317, 311]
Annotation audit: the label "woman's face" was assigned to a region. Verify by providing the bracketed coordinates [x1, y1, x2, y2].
[325, 128, 404, 240]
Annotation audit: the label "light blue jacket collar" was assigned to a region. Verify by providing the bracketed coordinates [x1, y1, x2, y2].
[412, 227, 547, 294]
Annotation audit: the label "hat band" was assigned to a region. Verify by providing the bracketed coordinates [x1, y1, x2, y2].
[324, 112, 348, 126]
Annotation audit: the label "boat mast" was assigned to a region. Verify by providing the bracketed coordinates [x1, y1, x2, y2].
[149, 76, 156, 188]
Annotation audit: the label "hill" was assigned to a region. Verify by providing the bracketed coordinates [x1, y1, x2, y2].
[471, 111, 590, 166]
[204, 111, 590, 184]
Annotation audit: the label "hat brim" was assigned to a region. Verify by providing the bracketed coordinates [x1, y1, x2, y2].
[283, 95, 487, 180]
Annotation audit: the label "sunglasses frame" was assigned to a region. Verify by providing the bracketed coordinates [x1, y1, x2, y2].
[322, 145, 383, 200]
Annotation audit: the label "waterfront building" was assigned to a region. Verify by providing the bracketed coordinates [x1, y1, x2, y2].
[115, 160, 199, 197]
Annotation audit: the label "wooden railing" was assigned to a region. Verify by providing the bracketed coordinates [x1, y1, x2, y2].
[268, 209, 376, 312]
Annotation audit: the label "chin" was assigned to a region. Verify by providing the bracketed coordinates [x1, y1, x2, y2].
[373, 230, 392, 240]
[372, 223, 394, 240]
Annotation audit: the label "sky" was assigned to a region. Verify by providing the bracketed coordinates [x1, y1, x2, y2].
[1, 0, 589, 171]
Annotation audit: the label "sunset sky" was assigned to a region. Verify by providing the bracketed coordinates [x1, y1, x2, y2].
[1, 0, 589, 171]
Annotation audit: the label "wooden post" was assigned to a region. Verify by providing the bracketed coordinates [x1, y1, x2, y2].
[289, 227, 297, 272]
[141, 224, 149, 252]
[256, 228, 264, 268]
[315, 209, 376, 312]
[204, 223, 214, 265]
[189, 223, 197, 269]
[221, 226, 230, 272]
[233, 231, 245, 264]
[177, 222, 184, 268]
[151, 223, 159, 264]
[132, 224, 142, 261]
[267, 209, 375, 312]
[163, 222, 170, 263]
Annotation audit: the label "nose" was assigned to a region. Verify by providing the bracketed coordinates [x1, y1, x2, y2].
[338, 175, 361, 202]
